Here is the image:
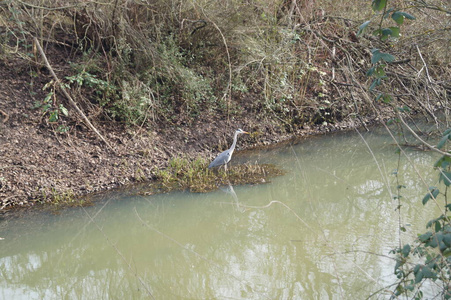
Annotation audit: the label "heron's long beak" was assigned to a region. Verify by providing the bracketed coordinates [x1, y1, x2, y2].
[243, 131, 250, 134]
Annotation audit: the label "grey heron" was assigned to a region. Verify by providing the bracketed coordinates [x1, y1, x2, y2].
[208, 128, 249, 171]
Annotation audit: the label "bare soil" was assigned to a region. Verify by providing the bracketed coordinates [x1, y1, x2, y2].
[0, 50, 374, 212]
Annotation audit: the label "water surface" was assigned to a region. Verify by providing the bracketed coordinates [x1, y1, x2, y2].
[0, 127, 444, 299]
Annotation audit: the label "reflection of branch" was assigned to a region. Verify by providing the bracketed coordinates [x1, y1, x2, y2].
[238, 200, 312, 229]
[381, 118, 446, 215]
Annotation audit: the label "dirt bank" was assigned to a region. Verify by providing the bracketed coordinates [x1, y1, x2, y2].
[0, 53, 378, 211]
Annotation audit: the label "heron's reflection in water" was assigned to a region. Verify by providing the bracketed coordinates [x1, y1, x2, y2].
[219, 181, 246, 213]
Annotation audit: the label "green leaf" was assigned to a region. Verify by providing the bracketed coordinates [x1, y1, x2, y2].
[398, 11, 415, 20]
[426, 237, 438, 248]
[32, 100, 42, 109]
[427, 216, 444, 229]
[42, 103, 51, 112]
[357, 20, 371, 36]
[372, 0, 387, 11]
[436, 221, 442, 232]
[42, 80, 54, 90]
[372, 28, 382, 37]
[48, 110, 58, 122]
[43, 91, 53, 103]
[369, 79, 381, 91]
[389, 26, 400, 38]
[421, 266, 436, 279]
[382, 94, 392, 103]
[440, 171, 451, 187]
[414, 268, 424, 283]
[418, 231, 433, 242]
[437, 134, 450, 149]
[422, 187, 439, 205]
[374, 93, 384, 102]
[413, 264, 421, 273]
[371, 49, 395, 64]
[374, 65, 387, 78]
[392, 11, 405, 25]
[366, 66, 375, 76]
[397, 105, 411, 112]
[59, 104, 68, 117]
[380, 28, 392, 41]
[435, 156, 451, 169]
[402, 244, 411, 257]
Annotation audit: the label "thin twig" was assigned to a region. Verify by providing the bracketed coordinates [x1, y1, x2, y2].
[0, 109, 9, 123]
[416, 44, 432, 83]
[397, 113, 450, 157]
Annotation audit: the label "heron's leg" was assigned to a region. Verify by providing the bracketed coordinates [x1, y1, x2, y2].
[225, 163, 228, 173]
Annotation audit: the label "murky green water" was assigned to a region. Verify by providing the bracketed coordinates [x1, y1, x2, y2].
[0, 127, 445, 299]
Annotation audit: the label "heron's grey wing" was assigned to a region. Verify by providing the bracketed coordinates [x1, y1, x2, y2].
[208, 150, 230, 168]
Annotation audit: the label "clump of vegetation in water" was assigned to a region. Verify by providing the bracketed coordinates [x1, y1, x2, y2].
[38, 187, 91, 208]
[151, 156, 285, 193]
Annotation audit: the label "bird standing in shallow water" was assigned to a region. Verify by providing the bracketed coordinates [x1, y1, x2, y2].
[208, 129, 249, 171]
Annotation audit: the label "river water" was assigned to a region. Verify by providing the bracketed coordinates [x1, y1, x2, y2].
[0, 127, 445, 299]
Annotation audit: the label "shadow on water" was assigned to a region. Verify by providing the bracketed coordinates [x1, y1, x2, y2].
[0, 125, 446, 299]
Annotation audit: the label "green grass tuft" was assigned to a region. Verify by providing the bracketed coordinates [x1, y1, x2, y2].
[152, 156, 285, 193]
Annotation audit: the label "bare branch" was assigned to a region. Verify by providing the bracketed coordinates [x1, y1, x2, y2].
[33, 37, 114, 151]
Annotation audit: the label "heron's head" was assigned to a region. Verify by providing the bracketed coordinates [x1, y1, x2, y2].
[236, 128, 249, 134]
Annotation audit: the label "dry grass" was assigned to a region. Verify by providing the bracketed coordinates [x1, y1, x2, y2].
[0, 0, 449, 129]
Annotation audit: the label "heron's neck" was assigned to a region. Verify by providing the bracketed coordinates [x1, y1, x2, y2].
[230, 131, 239, 152]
